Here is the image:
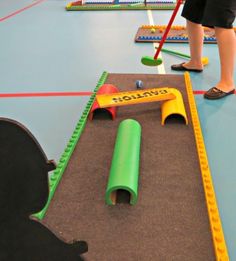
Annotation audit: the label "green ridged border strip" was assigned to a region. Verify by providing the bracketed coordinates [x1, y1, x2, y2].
[66, 4, 175, 10]
[184, 72, 229, 261]
[34, 71, 108, 220]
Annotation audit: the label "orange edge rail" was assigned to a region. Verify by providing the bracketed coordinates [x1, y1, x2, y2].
[184, 72, 229, 261]
[141, 24, 236, 31]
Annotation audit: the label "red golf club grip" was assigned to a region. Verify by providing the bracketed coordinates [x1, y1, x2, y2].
[154, 0, 183, 60]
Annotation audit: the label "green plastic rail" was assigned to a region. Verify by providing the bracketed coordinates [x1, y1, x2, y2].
[105, 119, 141, 205]
[161, 47, 191, 59]
[66, 4, 176, 11]
[34, 71, 109, 220]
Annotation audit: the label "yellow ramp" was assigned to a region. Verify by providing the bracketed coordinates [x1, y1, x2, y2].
[96, 87, 175, 108]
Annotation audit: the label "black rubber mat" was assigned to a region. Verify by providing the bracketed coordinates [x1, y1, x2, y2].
[0, 118, 87, 261]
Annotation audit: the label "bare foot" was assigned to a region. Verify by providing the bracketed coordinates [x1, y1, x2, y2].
[216, 81, 235, 93]
[182, 61, 203, 70]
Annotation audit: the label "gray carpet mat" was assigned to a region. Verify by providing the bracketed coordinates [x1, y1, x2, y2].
[43, 73, 215, 261]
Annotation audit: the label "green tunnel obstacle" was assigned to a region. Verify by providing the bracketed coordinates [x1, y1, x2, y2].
[105, 119, 141, 205]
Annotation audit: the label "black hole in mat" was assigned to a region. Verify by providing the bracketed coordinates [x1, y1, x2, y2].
[93, 109, 113, 120]
[165, 114, 186, 124]
[116, 189, 131, 204]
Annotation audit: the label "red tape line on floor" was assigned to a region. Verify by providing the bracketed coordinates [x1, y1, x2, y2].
[0, 0, 46, 22]
[0, 91, 93, 98]
[193, 91, 205, 95]
[0, 90, 234, 98]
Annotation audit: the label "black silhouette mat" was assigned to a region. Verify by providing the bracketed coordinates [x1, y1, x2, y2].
[0, 118, 88, 261]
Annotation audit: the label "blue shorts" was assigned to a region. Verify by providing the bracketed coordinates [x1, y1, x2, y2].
[182, 0, 236, 28]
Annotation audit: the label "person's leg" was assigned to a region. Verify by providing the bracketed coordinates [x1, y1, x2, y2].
[171, 19, 204, 71]
[214, 27, 236, 92]
[183, 19, 204, 70]
[204, 27, 235, 99]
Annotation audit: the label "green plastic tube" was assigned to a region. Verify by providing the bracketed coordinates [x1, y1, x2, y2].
[161, 48, 190, 59]
[105, 119, 141, 205]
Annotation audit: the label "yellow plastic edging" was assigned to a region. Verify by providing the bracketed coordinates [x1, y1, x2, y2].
[201, 57, 209, 66]
[141, 25, 185, 30]
[141, 25, 236, 32]
[184, 72, 229, 261]
[161, 88, 188, 125]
